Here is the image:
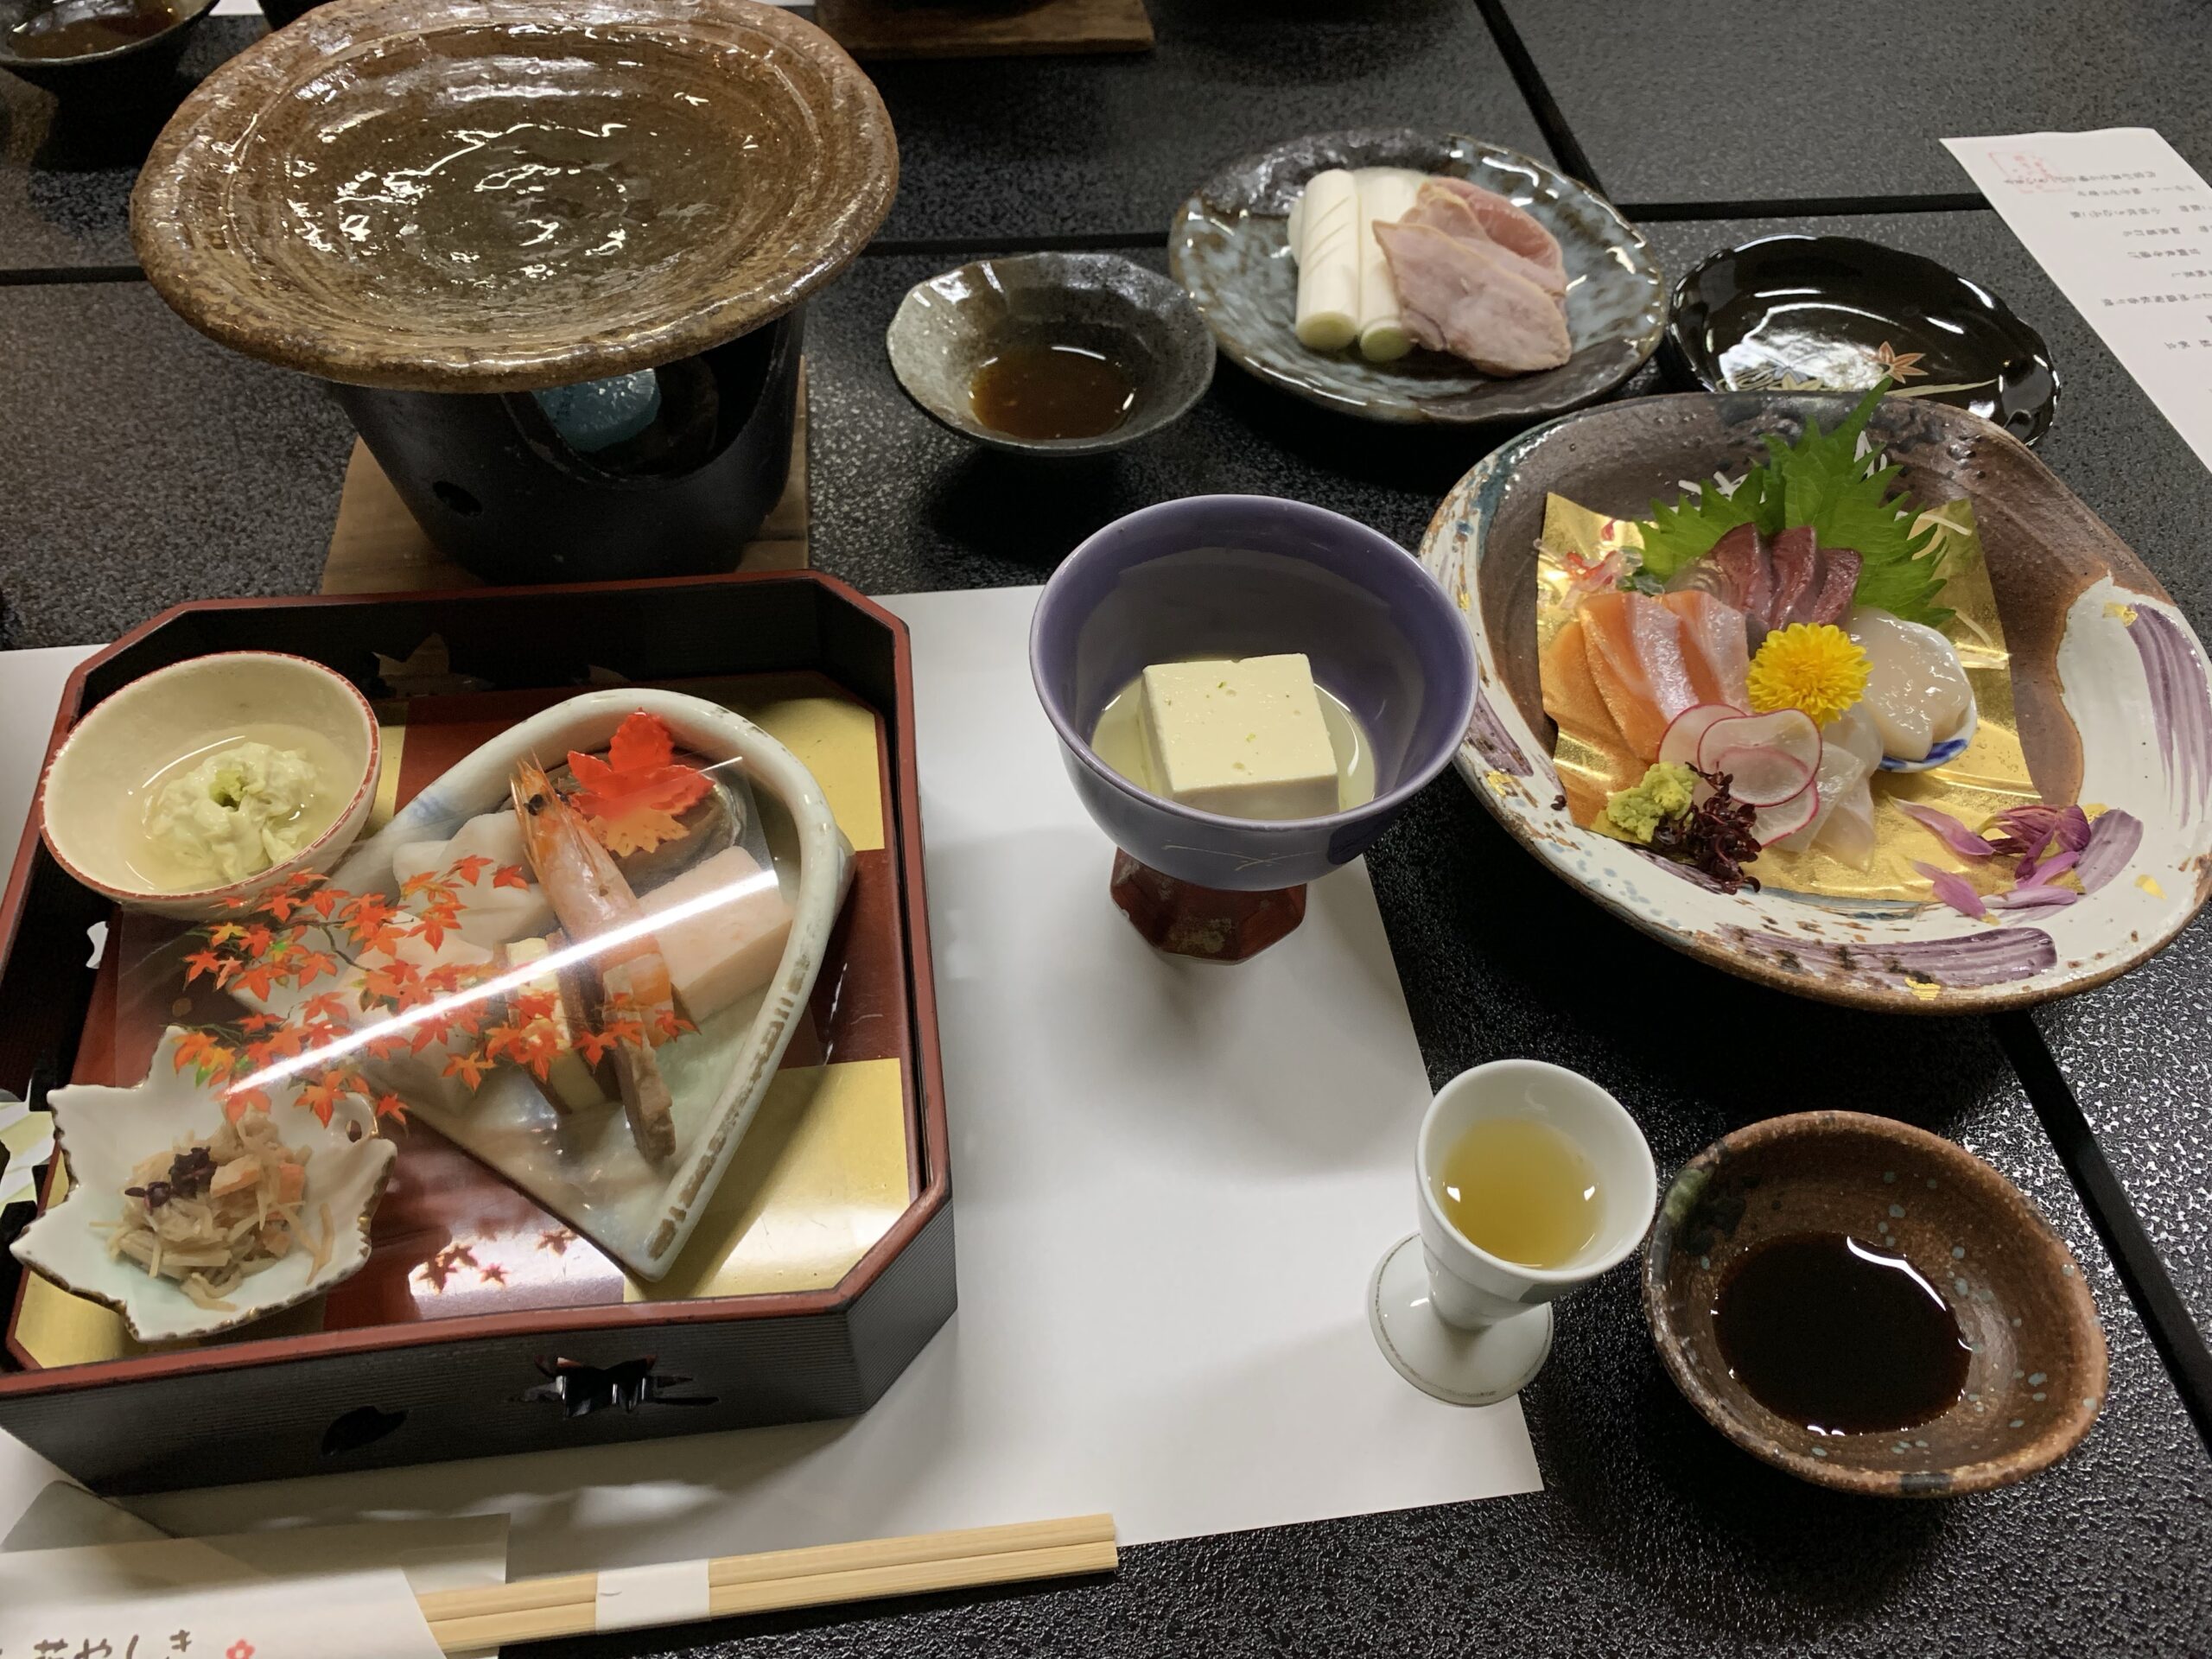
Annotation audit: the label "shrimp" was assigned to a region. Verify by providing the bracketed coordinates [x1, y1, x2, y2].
[511, 758, 678, 1165]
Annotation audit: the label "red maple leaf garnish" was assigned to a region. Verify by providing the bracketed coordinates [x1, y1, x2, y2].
[566, 712, 711, 858]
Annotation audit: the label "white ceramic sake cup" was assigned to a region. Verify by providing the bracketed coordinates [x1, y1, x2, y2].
[1370, 1058, 1657, 1405]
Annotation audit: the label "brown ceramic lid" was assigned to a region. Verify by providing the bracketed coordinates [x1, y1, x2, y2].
[130, 0, 897, 391]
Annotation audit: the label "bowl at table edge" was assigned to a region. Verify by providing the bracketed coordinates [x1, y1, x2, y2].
[1031, 494, 1477, 890]
[887, 252, 1215, 456]
[0, 0, 215, 96]
[1642, 1110, 2107, 1497]
[38, 651, 383, 922]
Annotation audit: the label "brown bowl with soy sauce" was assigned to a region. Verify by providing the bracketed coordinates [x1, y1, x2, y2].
[1643, 1111, 2106, 1497]
[0, 0, 213, 97]
[887, 252, 1214, 457]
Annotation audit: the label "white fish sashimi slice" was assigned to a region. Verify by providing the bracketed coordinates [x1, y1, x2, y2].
[1814, 779, 1878, 867]
[1773, 703, 1880, 861]
[1847, 605, 1974, 763]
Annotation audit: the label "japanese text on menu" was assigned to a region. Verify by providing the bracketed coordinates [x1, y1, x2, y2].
[1946, 129, 2212, 473]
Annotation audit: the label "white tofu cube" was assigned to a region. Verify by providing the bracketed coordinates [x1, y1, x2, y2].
[1138, 655, 1339, 819]
[639, 847, 793, 1022]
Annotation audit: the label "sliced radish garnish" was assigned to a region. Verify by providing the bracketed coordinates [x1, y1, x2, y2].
[1751, 782, 1820, 847]
[1699, 708, 1821, 775]
[1709, 745, 1813, 807]
[1657, 702, 1741, 768]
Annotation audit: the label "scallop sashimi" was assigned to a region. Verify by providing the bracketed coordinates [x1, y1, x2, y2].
[1847, 605, 1974, 762]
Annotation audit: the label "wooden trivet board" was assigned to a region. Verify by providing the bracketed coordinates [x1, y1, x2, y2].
[321, 369, 809, 594]
[815, 0, 1153, 60]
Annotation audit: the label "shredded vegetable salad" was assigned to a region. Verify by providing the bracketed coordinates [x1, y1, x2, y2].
[103, 1116, 330, 1310]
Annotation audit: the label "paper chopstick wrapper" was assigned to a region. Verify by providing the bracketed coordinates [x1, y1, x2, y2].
[1536, 492, 2040, 903]
[595, 1558, 711, 1631]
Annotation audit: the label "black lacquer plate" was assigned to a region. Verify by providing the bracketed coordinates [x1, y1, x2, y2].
[1669, 235, 2060, 445]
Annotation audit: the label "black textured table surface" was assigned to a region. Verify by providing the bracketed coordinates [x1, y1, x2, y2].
[3, 1, 2212, 1653]
[1500, 0, 2212, 207]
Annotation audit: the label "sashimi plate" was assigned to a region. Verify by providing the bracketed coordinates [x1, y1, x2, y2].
[1169, 128, 1665, 425]
[1421, 391, 2212, 1012]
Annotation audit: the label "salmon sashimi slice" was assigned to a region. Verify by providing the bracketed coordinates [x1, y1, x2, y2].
[1542, 617, 1630, 754]
[1578, 590, 1701, 760]
[1658, 589, 1751, 712]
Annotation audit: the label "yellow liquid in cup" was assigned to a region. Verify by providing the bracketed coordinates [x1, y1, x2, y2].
[1433, 1116, 1602, 1268]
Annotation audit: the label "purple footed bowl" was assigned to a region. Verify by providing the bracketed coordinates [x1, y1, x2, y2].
[1031, 494, 1478, 891]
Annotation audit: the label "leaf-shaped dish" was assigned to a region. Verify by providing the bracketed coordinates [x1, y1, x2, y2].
[326, 688, 853, 1278]
[1421, 391, 2212, 1011]
[12, 1029, 396, 1343]
[1169, 129, 1665, 425]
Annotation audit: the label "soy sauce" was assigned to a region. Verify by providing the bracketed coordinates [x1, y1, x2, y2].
[1713, 1231, 1970, 1435]
[6, 0, 181, 58]
[969, 345, 1134, 441]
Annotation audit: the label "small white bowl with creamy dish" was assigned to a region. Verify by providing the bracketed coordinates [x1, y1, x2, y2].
[39, 651, 383, 921]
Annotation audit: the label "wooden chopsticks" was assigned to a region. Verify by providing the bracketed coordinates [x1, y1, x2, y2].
[415, 1514, 1118, 1652]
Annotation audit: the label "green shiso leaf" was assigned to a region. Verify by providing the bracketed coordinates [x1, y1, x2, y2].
[1634, 382, 1951, 628]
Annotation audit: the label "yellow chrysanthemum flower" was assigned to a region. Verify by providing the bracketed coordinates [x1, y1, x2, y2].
[1746, 623, 1869, 726]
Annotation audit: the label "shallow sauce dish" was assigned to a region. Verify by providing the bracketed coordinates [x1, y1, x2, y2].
[887, 252, 1214, 456]
[1170, 128, 1665, 425]
[1420, 391, 2212, 1011]
[39, 651, 382, 923]
[1670, 234, 2060, 445]
[1643, 1111, 2105, 1497]
[0, 0, 214, 95]
[1032, 494, 1476, 891]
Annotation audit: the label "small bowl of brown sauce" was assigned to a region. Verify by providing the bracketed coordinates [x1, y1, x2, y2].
[0, 0, 213, 97]
[887, 251, 1214, 456]
[1643, 1110, 2107, 1497]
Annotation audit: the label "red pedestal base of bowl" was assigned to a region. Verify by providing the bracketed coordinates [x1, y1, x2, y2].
[1109, 850, 1306, 962]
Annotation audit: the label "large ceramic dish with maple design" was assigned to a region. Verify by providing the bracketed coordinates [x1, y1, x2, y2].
[313, 689, 854, 1281]
[1421, 391, 2212, 1012]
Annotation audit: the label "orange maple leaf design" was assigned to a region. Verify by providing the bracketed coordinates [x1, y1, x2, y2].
[182, 948, 228, 985]
[567, 712, 711, 858]
[298, 989, 355, 1025]
[492, 864, 532, 892]
[224, 1084, 272, 1122]
[443, 1051, 490, 1090]
[447, 853, 496, 886]
[373, 1092, 410, 1123]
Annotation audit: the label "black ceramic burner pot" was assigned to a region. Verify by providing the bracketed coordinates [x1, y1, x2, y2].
[332, 308, 803, 587]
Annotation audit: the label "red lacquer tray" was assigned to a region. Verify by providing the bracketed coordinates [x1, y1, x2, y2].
[0, 574, 952, 1494]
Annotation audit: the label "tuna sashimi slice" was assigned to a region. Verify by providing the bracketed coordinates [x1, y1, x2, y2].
[1766, 526, 1820, 632]
[1657, 589, 1752, 712]
[1798, 545, 1862, 626]
[1579, 591, 1700, 760]
[1373, 220, 1573, 374]
[1402, 180, 1568, 297]
[1420, 175, 1568, 293]
[1707, 523, 1772, 639]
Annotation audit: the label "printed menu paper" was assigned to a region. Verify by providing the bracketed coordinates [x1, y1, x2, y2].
[1946, 128, 2212, 471]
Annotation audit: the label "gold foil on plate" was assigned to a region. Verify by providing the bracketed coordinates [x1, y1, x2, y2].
[1536, 493, 2039, 905]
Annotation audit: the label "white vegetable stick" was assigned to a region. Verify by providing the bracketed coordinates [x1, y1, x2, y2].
[1293, 169, 1360, 351]
[1354, 169, 1424, 363]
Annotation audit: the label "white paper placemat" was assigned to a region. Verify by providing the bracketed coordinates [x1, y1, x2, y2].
[0, 588, 1538, 1571]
